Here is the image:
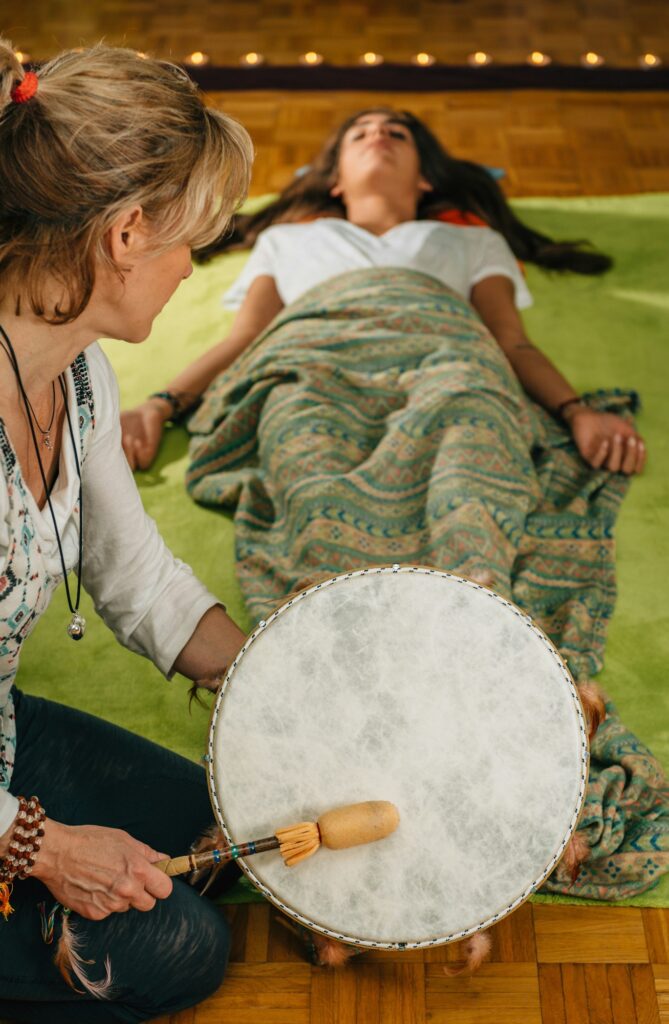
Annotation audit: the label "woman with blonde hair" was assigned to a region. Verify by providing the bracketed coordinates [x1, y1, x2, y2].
[0, 40, 252, 1021]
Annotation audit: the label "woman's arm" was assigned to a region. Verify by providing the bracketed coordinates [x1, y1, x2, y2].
[83, 344, 246, 679]
[171, 603, 245, 685]
[121, 274, 284, 470]
[0, 795, 172, 919]
[23, 819, 173, 920]
[0, 351, 251, 922]
[471, 275, 646, 475]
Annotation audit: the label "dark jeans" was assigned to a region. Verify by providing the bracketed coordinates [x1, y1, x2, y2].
[0, 689, 231, 1023]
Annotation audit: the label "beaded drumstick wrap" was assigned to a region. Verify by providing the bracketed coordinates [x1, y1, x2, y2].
[178, 835, 280, 872]
[207, 565, 588, 950]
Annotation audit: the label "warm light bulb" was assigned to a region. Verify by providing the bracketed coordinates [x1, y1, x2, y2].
[185, 51, 209, 66]
[240, 51, 264, 66]
[299, 51, 324, 66]
[136, 51, 148, 59]
[14, 50, 30, 64]
[581, 51, 604, 67]
[528, 50, 551, 66]
[467, 51, 492, 66]
[360, 52, 384, 66]
[639, 52, 661, 68]
[412, 52, 436, 67]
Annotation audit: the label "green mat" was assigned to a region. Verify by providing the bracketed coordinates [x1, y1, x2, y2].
[20, 194, 669, 908]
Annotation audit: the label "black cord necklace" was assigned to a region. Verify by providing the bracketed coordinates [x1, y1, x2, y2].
[23, 380, 57, 449]
[0, 324, 86, 640]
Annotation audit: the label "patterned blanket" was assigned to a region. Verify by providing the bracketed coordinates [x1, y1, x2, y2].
[187, 268, 669, 900]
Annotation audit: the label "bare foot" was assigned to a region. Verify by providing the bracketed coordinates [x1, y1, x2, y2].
[469, 569, 494, 588]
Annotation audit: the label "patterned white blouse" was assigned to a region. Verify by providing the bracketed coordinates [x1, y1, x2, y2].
[0, 343, 218, 834]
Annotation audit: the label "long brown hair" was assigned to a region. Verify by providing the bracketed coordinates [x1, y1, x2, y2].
[196, 106, 611, 275]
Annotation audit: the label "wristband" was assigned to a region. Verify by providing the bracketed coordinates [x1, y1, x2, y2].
[556, 396, 586, 421]
[149, 390, 199, 424]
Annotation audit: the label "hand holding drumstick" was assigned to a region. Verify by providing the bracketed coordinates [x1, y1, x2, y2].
[155, 800, 400, 876]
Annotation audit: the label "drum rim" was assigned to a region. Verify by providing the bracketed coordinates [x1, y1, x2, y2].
[206, 564, 590, 949]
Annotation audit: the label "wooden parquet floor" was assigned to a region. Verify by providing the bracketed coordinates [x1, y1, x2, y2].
[205, 89, 669, 197]
[154, 903, 669, 1023]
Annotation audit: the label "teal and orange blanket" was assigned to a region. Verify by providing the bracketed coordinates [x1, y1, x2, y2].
[186, 266, 669, 901]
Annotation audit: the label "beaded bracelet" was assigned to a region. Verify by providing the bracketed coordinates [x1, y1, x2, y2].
[0, 795, 46, 882]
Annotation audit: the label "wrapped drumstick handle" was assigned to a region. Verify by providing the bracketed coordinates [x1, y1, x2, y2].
[155, 800, 400, 876]
[156, 835, 280, 876]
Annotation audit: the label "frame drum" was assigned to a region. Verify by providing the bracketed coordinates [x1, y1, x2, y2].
[208, 566, 587, 950]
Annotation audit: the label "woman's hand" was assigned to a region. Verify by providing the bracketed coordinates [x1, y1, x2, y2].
[120, 399, 171, 471]
[32, 818, 173, 920]
[565, 406, 646, 475]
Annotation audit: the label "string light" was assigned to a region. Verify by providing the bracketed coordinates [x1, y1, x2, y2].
[580, 51, 604, 67]
[299, 51, 324, 66]
[240, 52, 265, 66]
[412, 52, 436, 67]
[467, 51, 492, 67]
[17, 42, 650, 75]
[184, 51, 209, 66]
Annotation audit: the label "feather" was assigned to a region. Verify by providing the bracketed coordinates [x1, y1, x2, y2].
[561, 830, 590, 882]
[311, 933, 361, 967]
[577, 682, 606, 741]
[273, 914, 362, 966]
[0, 882, 14, 921]
[186, 824, 228, 893]
[279, 575, 329, 606]
[55, 911, 113, 999]
[443, 931, 492, 976]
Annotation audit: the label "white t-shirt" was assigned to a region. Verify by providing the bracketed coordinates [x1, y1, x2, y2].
[0, 343, 218, 833]
[223, 218, 532, 311]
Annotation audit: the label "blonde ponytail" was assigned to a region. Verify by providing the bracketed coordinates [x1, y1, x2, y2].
[0, 38, 25, 107]
[0, 38, 253, 323]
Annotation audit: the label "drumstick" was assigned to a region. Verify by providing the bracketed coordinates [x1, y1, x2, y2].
[154, 800, 400, 875]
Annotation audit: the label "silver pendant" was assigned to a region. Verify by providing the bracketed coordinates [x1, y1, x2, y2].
[44, 434, 53, 450]
[67, 612, 86, 641]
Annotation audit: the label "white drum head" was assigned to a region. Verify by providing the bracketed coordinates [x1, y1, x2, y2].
[208, 566, 587, 949]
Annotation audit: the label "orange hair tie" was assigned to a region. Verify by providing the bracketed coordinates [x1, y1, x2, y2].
[10, 71, 39, 105]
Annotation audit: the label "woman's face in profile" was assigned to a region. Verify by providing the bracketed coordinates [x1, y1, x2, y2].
[96, 234, 194, 345]
[331, 112, 431, 201]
